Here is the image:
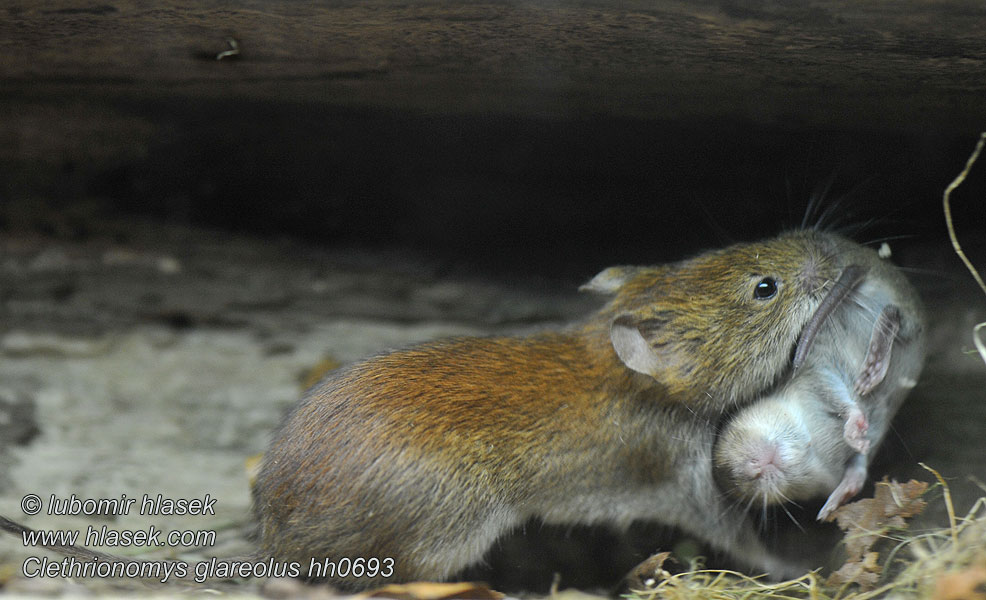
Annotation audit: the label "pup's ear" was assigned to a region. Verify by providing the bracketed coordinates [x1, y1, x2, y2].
[579, 266, 643, 295]
[610, 314, 665, 376]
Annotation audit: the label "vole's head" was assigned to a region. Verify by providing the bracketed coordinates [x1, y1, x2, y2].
[712, 390, 846, 507]
[583, 230, 849, 410]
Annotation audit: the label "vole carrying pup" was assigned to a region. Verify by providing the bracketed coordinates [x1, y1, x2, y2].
[1, 230, 918, 590]
[714, 239, 926, 521]
[252, 230, 877, 588]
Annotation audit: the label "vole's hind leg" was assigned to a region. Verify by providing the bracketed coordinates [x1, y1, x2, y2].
[854, 305, 902, 396]
[817, 453, 867, 521]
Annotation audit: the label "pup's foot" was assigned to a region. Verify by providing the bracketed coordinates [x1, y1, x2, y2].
[818, 454, 867, 521]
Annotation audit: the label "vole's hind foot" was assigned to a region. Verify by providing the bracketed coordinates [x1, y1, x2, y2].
[817, 454, 867, 521]
[854, 305, 902, 396]
[842, 406, 870, 454]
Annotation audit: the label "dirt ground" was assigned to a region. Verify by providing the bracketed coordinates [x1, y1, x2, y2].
[0, 213, 983, 597]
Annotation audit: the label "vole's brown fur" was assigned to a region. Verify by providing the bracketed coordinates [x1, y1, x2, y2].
[254, 230, 848, 588]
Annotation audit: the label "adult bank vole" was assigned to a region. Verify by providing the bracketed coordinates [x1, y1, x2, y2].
[253, 230, 868, 588]
[0, 230, 874, 589]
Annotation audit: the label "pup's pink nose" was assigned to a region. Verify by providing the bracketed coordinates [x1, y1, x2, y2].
[744, 439, 783, 480]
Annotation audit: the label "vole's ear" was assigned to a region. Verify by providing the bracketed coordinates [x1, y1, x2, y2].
[610, 315, 664, 376]
[580, 266, 643, 295]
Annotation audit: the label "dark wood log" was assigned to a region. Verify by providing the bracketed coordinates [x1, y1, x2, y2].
[2, 0, 984, 130]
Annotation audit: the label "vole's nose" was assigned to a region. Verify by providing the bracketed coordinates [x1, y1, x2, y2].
[743, 439, 784, 480]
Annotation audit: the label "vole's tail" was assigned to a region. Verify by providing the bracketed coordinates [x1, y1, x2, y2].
[0, 513, 257, 586]
[1, 513, 124, 563]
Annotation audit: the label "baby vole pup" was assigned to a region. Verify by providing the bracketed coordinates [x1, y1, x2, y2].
[254, 230, 860, 589]
[713, 240, 926, 521]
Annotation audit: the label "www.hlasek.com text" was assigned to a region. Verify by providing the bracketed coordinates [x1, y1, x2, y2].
[21, 523, 216, 548]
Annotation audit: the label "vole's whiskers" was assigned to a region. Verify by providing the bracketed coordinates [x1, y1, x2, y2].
[777, 488, 801, 510]
[801, 178, 833, 231]
[720, 494, 749, 524]
[831, 216, 880, 238]
[893, 265, 949, 280]
[693, 191, 736, 247]
[727, 493, 749, 518]
[802, 175, 898, 236]
[740, 490, 760, 520]
[888, 422, 914, 460]
[812, 192, 849, 233]
[845, 288, 883, 323]
[777, 500, 806, 532]
[773, 487, 802, 510]
[860, 233, 919, 247]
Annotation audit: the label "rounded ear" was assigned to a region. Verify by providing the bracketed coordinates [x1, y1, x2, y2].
[579, 266, 643, 295]
[610, 315, 662, 376]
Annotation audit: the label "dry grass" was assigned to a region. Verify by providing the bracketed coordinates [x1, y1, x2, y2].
[624, 474, 986, 600]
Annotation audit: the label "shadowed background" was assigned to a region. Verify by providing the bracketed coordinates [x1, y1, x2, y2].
[1, 0, 985, 594]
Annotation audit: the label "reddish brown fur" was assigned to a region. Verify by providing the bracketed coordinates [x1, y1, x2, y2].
[257, 328, 651, 579]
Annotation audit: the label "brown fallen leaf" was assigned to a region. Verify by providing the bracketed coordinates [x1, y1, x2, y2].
[826, 478, 929, 590]
[621, 551, 677, 592]
[359, 581, 503, 600]
[933, 565, 986, 600]
[828, 551, 881, 592]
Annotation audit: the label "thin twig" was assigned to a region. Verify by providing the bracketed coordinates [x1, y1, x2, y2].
[943, 132, 986, 365]
[216, 38, 240, 61]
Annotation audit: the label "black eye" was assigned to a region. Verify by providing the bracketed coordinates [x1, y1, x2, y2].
[753, 277, 778, 300]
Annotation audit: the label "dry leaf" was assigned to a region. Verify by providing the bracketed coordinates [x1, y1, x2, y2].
[826, 478, 929, 590]
[933, 566, 986, 600]
[360, 581, 503, 600]
[622, 551, 676, 592]
[828, 551, 881, 591]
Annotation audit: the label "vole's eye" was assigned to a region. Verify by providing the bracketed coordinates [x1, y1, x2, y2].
[753, 277, 778, 300]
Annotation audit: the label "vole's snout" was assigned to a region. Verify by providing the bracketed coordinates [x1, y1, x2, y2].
[741, 439, 785, 482]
